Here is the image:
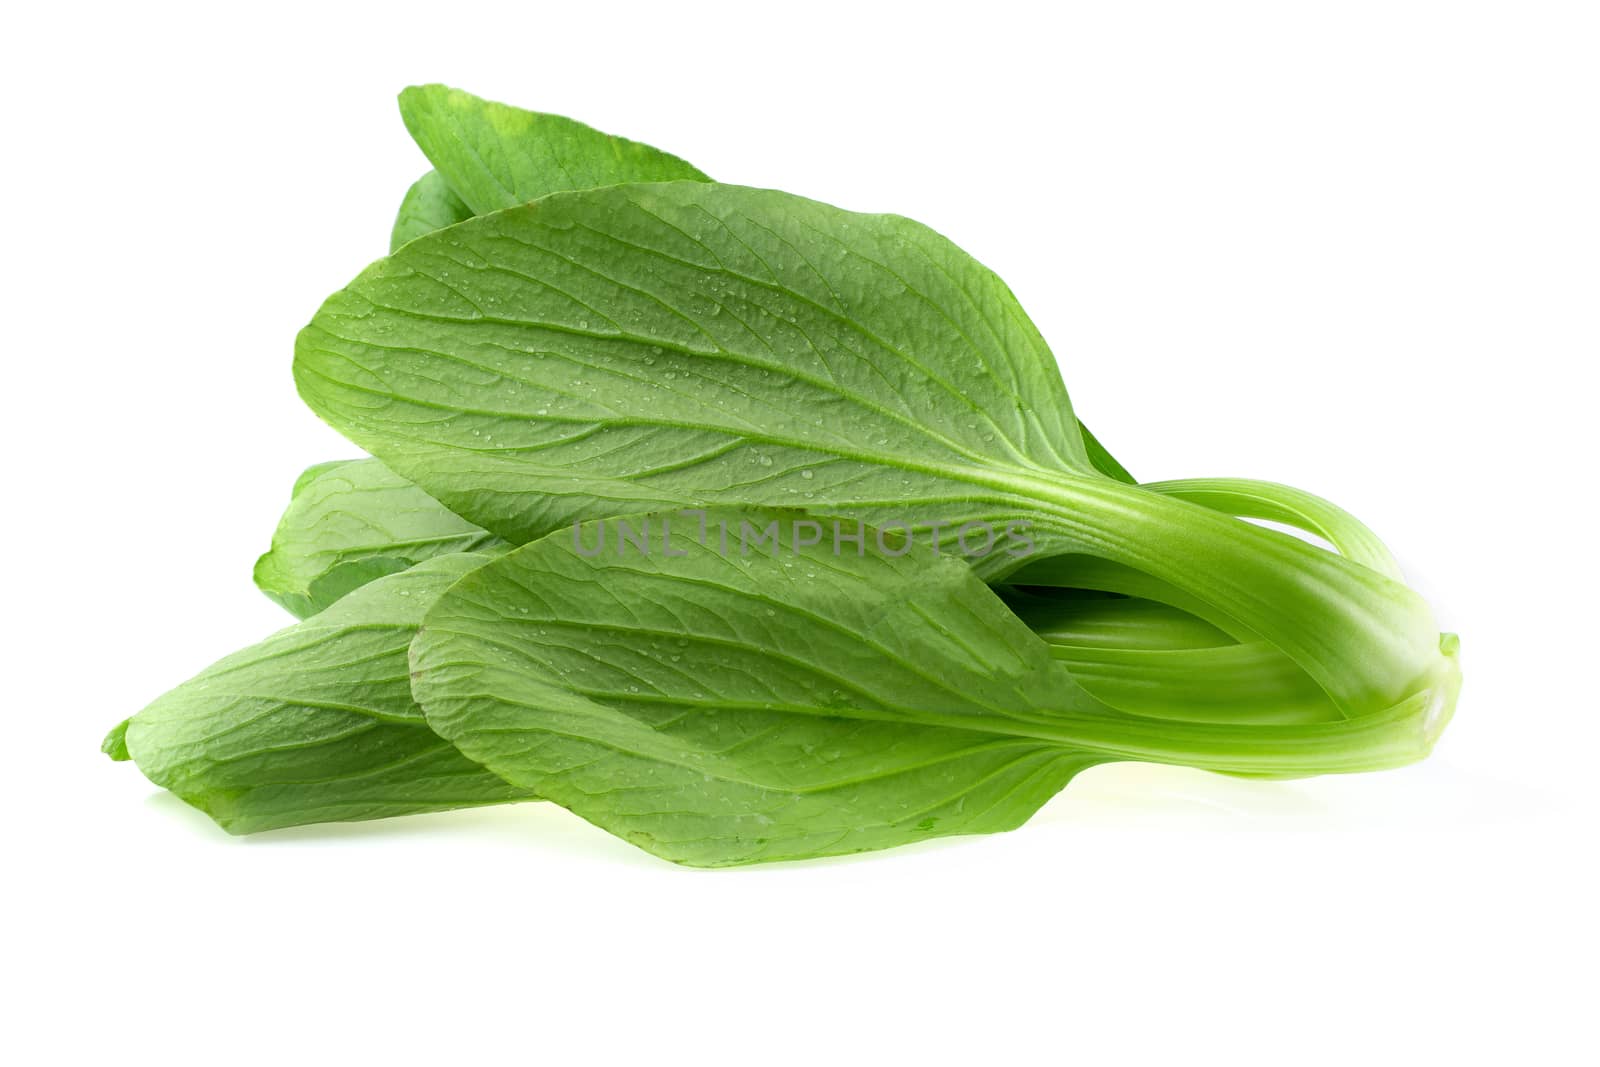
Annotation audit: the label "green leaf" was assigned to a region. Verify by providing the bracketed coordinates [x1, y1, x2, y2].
[391, 170, 473, 252]
[411, 511, 1110, 866]
[115, 554, 535, 833]
[398, 84, 709, 217]
[412, 510, 1452, 866]
[1078, 420, 1135, 484]
[296, 180, 1089, 548]
[297, 180, 1454, 721]
[254, 458, 507, 618]
[101, 718, 131, 761]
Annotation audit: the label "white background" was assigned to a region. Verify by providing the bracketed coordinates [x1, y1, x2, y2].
[6, 2, 1595, 1063]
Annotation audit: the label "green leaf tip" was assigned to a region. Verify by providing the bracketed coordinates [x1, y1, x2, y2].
[102, 718, 131, 761]
[114, 556, 537, 834]
[395, 83, 709, 218]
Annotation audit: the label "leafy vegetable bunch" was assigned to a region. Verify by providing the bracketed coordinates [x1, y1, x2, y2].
[105, 86, 1461, 866]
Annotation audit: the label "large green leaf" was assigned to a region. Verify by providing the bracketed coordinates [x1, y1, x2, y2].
[390, 170, 473, 252]
[398, 84, 709, 217]
[375, 85, 1133, 551]
[254, 458, 507, 618]
[113, 554, 534, 833]
[298, 180, 1450, 716]
[410, 512, 1112, 866]
[411, 510, 1448, 866]
[296, 181, 1088, 547]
